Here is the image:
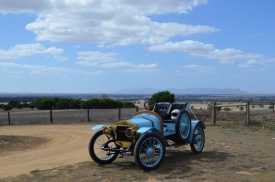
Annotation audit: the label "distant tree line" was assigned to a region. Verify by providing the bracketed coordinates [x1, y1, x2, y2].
[0, 98, 136, 111]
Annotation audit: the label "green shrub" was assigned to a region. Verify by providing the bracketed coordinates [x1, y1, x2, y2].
[268, 105, 274, 109]
[123, 101, 135, 108]
[35, 98, 55, 110]
[56, 98, 73, 109]
[223, 107, 230, 111]
[99, 98, 123, 109]
[29, 103, 36, 109]
[82, 98, 123, 109]
[246, 120, 262, 126]
[70, 100, 82, 109]
[16, 103, 23, 109]
[8, 100, 21, 108]
[82, 99, 100, 109]
[3, 104, 12, 111]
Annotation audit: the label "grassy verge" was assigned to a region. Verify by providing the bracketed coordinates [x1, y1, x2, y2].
[211, 120, 275, 131]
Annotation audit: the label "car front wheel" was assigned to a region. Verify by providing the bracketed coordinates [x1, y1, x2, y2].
[134, 133, 165, 170]
[89, 130, 119, 165]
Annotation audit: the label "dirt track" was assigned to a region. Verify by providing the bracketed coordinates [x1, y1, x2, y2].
[0, 123, 275, 181]
[0, 124, 94, 178]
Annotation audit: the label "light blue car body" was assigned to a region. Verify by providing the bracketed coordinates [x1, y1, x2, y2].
[91, 110, 205, 145]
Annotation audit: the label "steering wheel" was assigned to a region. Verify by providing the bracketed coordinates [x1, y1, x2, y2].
[144, 100, 155, 111]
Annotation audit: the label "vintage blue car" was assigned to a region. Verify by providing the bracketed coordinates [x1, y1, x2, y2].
[89, 101, 206, 170]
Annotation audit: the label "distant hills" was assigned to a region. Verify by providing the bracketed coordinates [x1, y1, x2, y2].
[115, 88, 249, 95]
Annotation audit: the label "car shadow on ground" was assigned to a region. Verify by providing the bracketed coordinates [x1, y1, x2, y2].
[93, 149, 232, 174]
[156, 150, 232, 174]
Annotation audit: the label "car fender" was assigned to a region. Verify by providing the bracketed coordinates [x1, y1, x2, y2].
[137, 127, 163, 137]
[91, 124, 105, 130]
[137, 127, 168, 146]
[187, 120, 206, 143]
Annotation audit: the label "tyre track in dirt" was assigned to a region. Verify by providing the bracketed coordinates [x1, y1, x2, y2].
[0, 124, 95, 178]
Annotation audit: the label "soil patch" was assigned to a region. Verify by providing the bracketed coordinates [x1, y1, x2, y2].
[0, 135, 49, 155]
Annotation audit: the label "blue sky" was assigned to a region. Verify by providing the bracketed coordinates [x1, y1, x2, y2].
[0, 0, 274, 94]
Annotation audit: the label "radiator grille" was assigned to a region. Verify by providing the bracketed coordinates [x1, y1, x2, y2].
[116, 126, 132, 142]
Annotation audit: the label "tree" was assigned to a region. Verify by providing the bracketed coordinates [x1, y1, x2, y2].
[99, 98, 123, 109]
[16, 103, 23, 109]
[8, 100, 21, 108]
[22, 101, 29, 108]
[56, 98, 72, 109]
[70, 100, 82, 109]
[82, 98, 123, 109]
[150, 90, 175, 103]
[3, 104, 12, 111]
[29, 103, 36, 109]
[35, 98, 55, 110]
[82, 99, 100, 109]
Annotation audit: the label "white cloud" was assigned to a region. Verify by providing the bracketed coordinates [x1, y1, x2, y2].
[183, 64, 216, 74]
[238, 59, 259, 68]
[0, 0, 51, 14]
[0, 62, 101, 75]
[100, 62, 133, 69]
[149, 40, 264, 64]
[100, 62, 159, 73]
[76, 51, 158, 73]
[76, 51, 117, 67]
[238, 58, 275, 68]
[121, 0, 208, 15]
[0, 43, 64, 60]
[77, 51, 117, 62]
[1, 0, 217, 45]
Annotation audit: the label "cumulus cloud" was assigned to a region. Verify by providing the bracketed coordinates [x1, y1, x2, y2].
[0, 43, 64, 60]
[0, 0, 217, 45]
[149, 40, 264, 64]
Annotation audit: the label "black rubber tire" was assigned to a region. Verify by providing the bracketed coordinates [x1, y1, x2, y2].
[134, 133, 165, 170]
[190, 125, 205, 154]
[175, 110, 191, 143]
[89, 130, 118, 165]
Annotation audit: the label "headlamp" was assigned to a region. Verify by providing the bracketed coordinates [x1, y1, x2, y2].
[125, 128, 134, 138]
[103, 126, 112, 135]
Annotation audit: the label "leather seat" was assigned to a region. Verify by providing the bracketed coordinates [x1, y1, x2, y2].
[155, 102, 172, 120]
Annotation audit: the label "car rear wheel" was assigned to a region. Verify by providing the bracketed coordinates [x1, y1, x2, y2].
[190, 125, 205, 154]
[89, 130, 119, 165]
[175, 110, 191, 143]
[134, 133, 165, 170]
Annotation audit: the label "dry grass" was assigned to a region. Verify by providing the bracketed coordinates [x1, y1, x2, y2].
[1, 124, 275, 182]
